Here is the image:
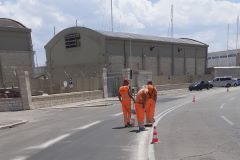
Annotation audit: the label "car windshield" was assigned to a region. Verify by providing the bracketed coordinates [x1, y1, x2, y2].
[193, 82, 200, 85]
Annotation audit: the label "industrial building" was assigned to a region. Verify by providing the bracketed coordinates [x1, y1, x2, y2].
[208, 49, 240, 67]
[45, 27, 208, 94]
[0, 18, 34, 88]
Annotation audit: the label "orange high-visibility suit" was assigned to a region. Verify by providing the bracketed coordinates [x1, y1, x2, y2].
[135, 88, 147, 128]
[119, 85, 132, 126]
[145, 84, 157, 124]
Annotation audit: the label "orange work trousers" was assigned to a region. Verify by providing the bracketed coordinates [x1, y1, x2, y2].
[145, 99, 156, 124]
[121, 100, 131, 125]
[135, 103, 145, 127]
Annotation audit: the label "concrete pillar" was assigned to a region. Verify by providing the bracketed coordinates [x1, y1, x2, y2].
[19, 71, 32, 110]
[102, 68, 108, 98]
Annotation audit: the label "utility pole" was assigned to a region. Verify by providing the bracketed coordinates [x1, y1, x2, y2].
[171, 4, 174, 38]
[111, 0, 114, 32]
[236, 16, 239, 49]
[227, 24, 229, 51]
[54, 26, 56, 36]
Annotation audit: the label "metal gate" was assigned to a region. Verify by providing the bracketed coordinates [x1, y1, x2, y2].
[107, 73, 123, 97]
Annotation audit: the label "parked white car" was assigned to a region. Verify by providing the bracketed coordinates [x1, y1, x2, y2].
[211, 77, 238, 87]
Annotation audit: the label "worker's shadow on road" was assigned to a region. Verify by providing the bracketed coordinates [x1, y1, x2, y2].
[129, 129, 148, 133]
[112, 126, 126, 129]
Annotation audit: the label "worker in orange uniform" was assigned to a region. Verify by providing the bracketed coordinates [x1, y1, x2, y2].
[135, 87, 148, 131]
[118, 80, 135, 127]
[145, 81, 157, 127]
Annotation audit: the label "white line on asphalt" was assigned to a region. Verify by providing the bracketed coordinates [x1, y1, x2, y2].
[11, 156, 28, 160]
[221, 116, 234, 126]
[148, 100, 192, 160]
[112, 112, 123, 116]
[26, 134, 70, 150]
[220, 103, 225, 110]
[230, 97, 235, 101]
[75, 121, 101, 130]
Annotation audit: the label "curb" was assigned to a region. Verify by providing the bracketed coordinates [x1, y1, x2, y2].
[158, 89, 188, 95]
[83, 103, 113, 107]
[0, 120, 28, 129]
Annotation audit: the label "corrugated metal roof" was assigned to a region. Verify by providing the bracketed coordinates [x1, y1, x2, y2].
[208, 49, 240, 57]
[213, 66, 240, 69]
[96, 30, 207, 46]
[0, 18, 26, 29]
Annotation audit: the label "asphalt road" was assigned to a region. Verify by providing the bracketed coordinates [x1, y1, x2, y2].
[154, 87, 240, 160]
[0, 87, 239, 160]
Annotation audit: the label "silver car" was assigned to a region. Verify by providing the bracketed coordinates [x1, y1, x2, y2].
[211, 77, 238, 87]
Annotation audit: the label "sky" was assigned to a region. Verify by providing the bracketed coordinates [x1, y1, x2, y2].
[1, 0, 240, 66]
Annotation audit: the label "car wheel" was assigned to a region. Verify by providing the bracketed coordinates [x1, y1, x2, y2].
[226, 83, 231, 87]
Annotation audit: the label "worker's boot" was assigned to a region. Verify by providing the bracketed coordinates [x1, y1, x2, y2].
[139, 126, 145, 131]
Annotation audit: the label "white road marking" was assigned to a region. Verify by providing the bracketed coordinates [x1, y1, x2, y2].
[112, 112, 123, 116]
[220, 103, 225, 110]
[26, 134, 70, 150]
[137, 130, 149, 160]
[75, 121, 101, 130]
[221, 116, 234, 126]
[148, 100, 192, 160]
[230, 97, 235, 101]
[11, 156, 28, 160]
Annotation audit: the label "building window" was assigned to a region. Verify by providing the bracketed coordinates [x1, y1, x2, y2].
[228, 54, 236, 57]
[65, 33, 81, 48]
[220, 55, 227, 58]
[212, 56, 219, 59]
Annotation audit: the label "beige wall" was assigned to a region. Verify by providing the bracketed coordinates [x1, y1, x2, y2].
[45, 27, 208, 93]
[153, 74, 213, 85]
[45, 27, 106, 93]
[106, 39, 207, 77]
[0, 51, 33, 87]
[0, 26, 34, 88]
[0, 28, 32, 51]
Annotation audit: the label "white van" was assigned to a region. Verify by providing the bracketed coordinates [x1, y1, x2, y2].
[211, 77, 238, 87]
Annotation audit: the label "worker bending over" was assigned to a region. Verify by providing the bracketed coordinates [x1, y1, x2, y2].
[145, 81, 157, 126]
[118, 80, 135, 127]
[135, 87, 148, 131]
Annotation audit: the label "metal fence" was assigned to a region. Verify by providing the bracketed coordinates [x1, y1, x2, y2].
[107, 73, 123, 97]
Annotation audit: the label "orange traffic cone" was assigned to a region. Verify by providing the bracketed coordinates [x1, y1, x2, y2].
[192, 95, 196, 103]
[151, 126, 159, 144]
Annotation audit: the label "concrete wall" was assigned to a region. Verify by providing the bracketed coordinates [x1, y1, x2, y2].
[32, 90, 103, 109]
[46, 27, 105, 70]
[0, 51, 33, 87]
[106, 39, 207, 77]
[153, 74, 213, 85]
[0, 98, 23, 112]
[45, 27, 207, 94]
[0, 26, 33, 88]
[0, 27, 32, 51]
[45, 27, 105, 93]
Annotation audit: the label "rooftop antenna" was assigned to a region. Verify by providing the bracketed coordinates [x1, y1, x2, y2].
[111, 0, 114, 32]
[54, 26, 56, 36]
[171, 4, 174, 38]
[236, 16, 239, 49]
[227, 24, 229, 51]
